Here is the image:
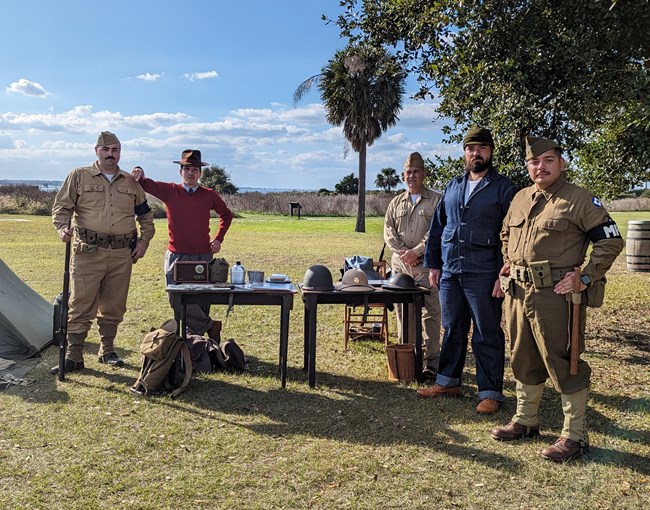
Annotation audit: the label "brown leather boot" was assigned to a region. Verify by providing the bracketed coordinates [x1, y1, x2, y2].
[491, 420, 540, 441]
[540, 437, 589, 462]
[416, 384, 461, 399]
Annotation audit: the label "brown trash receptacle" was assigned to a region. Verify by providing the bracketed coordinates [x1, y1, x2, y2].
[626, 220, 650, 272]
[386, 344, 415, 383]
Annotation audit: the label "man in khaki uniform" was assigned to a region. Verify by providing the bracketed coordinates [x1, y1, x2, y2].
[493, 136, 623, 461]
[384, 152, 442, 377]
[51, 132, 155, 374]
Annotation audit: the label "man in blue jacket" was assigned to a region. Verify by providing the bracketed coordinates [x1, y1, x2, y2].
[417, 127, 516, 415]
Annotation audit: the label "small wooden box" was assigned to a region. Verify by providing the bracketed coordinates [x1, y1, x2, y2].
[173, 261, 209, 283]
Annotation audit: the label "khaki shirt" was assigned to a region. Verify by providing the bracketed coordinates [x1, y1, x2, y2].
[52, 162, 155, 247]
[384, 187, 441, 259]
[501, 176, 623, 281]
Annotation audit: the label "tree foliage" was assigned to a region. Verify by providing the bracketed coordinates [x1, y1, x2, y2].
[375, 167, 401, 192]
[200, 164, 239, 195]
[332, 0, 650, 197]
[295, 43, 406, 230]
[335, 173, 359, 195]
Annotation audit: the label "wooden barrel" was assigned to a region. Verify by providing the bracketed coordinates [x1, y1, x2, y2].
[626, 220, 650, 272]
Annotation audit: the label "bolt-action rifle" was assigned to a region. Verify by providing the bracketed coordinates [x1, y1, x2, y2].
[56, 240, 71, 382]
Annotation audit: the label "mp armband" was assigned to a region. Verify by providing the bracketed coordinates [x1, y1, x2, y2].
[587, 218, 621, 242]
[134, 201, 151, 216]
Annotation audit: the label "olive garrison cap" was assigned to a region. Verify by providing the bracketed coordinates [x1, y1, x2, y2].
[96, 131, 120, 147]
[463, 126, 494, 148]
[525, 136, 562, 160]
[404, 152, 425, 170]
[173, 149, 209, 167]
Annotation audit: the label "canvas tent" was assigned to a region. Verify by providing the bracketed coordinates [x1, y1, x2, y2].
[0, 258, 53, 360]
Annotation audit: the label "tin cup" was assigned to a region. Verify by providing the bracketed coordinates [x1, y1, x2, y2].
[247, 270, 265, 283]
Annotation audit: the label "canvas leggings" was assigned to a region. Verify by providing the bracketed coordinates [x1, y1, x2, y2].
[66, 245, 133, 361]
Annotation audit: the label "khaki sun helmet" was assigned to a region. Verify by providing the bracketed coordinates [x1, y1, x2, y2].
[382, 272, 420, 291]
[335, 268, 375, 292]
[302, 264, 335, 291]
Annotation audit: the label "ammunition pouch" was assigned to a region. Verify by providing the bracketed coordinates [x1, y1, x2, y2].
[75, 227, 138, 250]
[499, 275, 513, 296]
[510, 263, 572, 289]
[584, 276, 606, 308]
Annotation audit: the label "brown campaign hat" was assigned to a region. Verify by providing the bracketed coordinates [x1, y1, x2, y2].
[96, 131, 120, 147]
[404, 152, 425, 170]
[525, 136, 562, 160]
[173, 149, 209, 167]
[463, 126, 494, 148]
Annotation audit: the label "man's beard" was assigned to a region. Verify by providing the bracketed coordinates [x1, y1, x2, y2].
[466, 156, 492, 174]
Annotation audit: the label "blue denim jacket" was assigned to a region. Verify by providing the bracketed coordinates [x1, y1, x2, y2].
[424, 168, 516, 274]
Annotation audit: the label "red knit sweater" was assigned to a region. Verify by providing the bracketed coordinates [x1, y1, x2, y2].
[140, 179, 233, 254]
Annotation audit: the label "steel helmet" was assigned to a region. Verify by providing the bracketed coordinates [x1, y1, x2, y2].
[382, 272, 419, 291]
[335, 268, 375, 292]
[302, 264, 335, 291]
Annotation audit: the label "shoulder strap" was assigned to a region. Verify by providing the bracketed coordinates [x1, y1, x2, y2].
[169, 342, 193, 398]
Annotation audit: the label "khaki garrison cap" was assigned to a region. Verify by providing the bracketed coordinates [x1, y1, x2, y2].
[404, 152, 425, 170]
[96, 131, 120, 147]
[525, 136, 562, 160]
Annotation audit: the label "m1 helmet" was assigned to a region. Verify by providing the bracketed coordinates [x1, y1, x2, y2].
[302, 264, 334, 291]
[382, 272, 419, 291]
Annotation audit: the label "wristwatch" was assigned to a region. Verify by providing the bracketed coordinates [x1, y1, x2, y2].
[580, 274, 592, 286]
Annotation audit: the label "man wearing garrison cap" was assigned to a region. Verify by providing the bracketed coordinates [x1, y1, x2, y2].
[132, 150, 233, 341]
[418, 126, 517, 416]
[51, 132, 155, 374]
[384, 152, 442, 377]
[493, 136, 623, 461]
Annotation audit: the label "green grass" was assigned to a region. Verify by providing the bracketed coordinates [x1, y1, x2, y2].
[0, 212, 649, 510]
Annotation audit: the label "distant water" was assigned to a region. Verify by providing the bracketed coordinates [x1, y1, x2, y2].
[0, 180, 312, 194]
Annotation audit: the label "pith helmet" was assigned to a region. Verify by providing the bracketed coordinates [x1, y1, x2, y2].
[336, 268, 375, 292]
[303, 264, 335, 291]
[382, 272, 419, 291]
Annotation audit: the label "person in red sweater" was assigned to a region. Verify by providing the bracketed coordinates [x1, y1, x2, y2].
[132, 150, 233, 339]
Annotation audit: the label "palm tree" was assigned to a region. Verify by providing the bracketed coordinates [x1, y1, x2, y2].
[375, 167, 401, 192]
[294, 43, 406, 232]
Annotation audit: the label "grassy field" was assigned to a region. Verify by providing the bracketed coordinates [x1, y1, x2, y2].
[0, 212, 649, 510]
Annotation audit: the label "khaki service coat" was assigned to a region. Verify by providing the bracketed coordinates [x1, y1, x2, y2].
[501, 175, 623, 393]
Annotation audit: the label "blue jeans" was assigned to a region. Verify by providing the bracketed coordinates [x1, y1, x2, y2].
[435, 272, 505, 402]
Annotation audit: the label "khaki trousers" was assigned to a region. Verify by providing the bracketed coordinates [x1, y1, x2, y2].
[66, 245, 133, 358]
[506, 281, 591, 394]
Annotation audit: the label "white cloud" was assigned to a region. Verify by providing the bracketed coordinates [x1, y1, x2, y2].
[136, 72, 163, 81]
[183, 71, 219, 81]
[6, 78, 51, 98]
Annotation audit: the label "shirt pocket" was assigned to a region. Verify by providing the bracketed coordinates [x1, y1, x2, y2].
[116, 185, 137, 212]
[79, 184, 105, 208]
[506, 215, 526, 257]
[533, 217, 569, 258]
[417, 206, 435, 227]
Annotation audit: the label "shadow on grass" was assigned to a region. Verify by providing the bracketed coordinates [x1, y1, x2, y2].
[14, 346, 649, 475]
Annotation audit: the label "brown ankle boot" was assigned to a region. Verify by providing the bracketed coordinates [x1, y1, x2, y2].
[540, 437, 589, 462]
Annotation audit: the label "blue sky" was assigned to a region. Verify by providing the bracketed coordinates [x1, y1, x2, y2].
[0, 0, 455, 190]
